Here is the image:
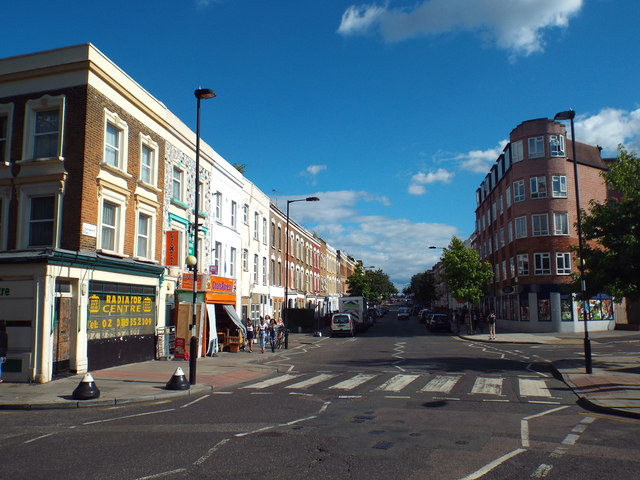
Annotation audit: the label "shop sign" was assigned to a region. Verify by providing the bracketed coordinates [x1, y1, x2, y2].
[87, 292, 156, 340]
[166, 230, 180, 266]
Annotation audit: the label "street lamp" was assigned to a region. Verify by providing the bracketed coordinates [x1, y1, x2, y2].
[283, 196, 320, 348]
[188, 88, 216, 386]
[554, 109, 592, 374]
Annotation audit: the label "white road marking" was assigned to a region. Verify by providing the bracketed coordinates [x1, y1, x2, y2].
[329, 374, 377, 390]
[24, 433, 54, 444]
[519, 378, 552, 397]
[376, 374, 420, 392]
[193, 438, 230, 466]
[82, 408, 175, 425]
[180, 394, 210, 408]
[241, 374, 300, 389]
[471, 377, 504, 396]
[420, 375, 461, 393]
[285, 373, 336, 389]
[458, 448, 526, 480]
[531, 464, 554, 478]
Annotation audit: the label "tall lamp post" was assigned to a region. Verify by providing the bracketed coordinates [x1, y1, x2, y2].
[185, 88, 216, 386]
[554, 109, 592, 374]
[283, 196, 320, 348]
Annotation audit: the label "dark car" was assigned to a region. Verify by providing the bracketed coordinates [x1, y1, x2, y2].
[418, 309, 432, 323]
[429, 314, 452, 332]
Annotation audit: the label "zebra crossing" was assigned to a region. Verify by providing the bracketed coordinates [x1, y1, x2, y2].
[239, 372, 560, 401]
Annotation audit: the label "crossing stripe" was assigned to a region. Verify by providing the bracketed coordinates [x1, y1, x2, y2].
[241, 374, 300, 389]
[519, 378, 552, 397]
[328, 374, 377, 390]
[420, 375, 461, 394]
[285, 374, 337, 390]
[471, 377, 504, 396]
[375, 374, 420, 392]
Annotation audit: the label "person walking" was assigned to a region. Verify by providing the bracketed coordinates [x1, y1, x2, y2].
[245, 319, 254, 353]
[257, 317, 268, 353]
[268, 318, 278, 353]
[0, 322, 7, 383]
[487, 310, 497, 340]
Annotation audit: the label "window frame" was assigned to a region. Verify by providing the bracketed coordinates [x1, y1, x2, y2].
[171, 165, 184, 203]
[515, 216, 527, 239]
[531, 213, 549, 236]
[103, 110, 128, 171]
[22, 95, 65, 161]
[230, 201, 237, 228]
[550, 135, 565, 157]
[511, 140, 523, 163]
[552, 175, 567, 198]
[517, 253, 529, 276]
[528, 136, 545, 158]
[135, 202, 157, 260]
[513, 180, 525, 202]
[534, 252, 551, 275]
[138, 133, 158, 187]
[554, 212, 569, 235]
[0, 103, 14, 165]
[556, 252, 572, 275]
[530, 176, 547, 199]
[98, 189, 127, 255]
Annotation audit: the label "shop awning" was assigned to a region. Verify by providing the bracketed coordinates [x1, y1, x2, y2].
[223, 304, 246, 335]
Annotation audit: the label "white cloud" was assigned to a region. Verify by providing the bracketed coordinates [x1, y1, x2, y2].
[408, 167, 454, 195]
[338, 0, 583, 57]
[458, 140, 508, 173]
[574, 108, 640, 155]
[304, 164, 327, 176]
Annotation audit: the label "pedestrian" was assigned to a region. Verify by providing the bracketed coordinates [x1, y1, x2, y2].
[487, 310, 496, 340]
[245, 319, 254, 353]
[257, 317, 268, 353]
[0, 321, 7, 383]
[472, 311, 478, 334]
[268, 318, 278, 352]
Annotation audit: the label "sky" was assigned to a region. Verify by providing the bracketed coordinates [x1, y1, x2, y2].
[3, 0, 640, 289]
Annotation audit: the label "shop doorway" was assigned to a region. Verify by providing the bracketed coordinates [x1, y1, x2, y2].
[52, 296, 72, 377]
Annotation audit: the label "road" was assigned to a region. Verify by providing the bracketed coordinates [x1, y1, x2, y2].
[1, 309, 638, 479]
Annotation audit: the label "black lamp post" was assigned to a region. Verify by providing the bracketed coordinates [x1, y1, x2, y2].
[187, 88, 216, 386]
[283, 196, 320, 348]
[554, 109, 592, 374]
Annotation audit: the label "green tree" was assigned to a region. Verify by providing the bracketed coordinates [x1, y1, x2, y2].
[441, 236, 493, 305]
[346, 264, 370, 298]
[580, 145, 640, 299]
[346, 265, 397, 302]
[407, 271, 437, 306]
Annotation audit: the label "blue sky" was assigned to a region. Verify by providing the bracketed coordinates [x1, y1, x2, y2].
[3, 0, 640, 288]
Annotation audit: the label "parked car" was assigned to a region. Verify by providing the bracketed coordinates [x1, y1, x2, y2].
[397, 307, 411, 320]
[428, 313, 452, 332]
[330, 313, 355, 337]
[418, 309, 432, 323]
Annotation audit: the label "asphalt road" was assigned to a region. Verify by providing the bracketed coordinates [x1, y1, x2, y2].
[1, 309, 638, 479]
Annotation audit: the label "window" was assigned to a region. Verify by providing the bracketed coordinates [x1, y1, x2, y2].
[262, 257, 267, 285]
[517, 254, 529, 276]
[229, 247, 237, 277]
[515, 216, 527, 238]
[214, 192, 222, 221]
[262, 218, 267, 244]
[513, 180, 525, 202]
[103, 111, 128, 169]
[505, 186, 511, 208]
[510, 257, 515, 278]
[532, 214, 549, 236]
[498, 195, 503, 214]
[534, 253, 551, 275]
[23, 95, 65, 161]
[0, 104, 13, 164]
[502, 260, 507, 280]
[277, 226, 282, 250]
[139, 135, 158, 186]
[243, 204, 249, 224]
[29, 195, 55, 247]
[528, 136, 544, 158]
[554, 212, 569, 235]
[507, 221, 513, 243]
[556, 252, 572, 275]
[270, 259, 276, 284]
[172, 166, 184, 202]
[100, 201, 119, 251]
[552, 175, 567, 197]
[499, 227, 505, 247]
[530, 176, 547, 198]
[214, 242, 222, 273]
[230, 201, 237, 228]
[253, 254, 259, 283]
[550, 135, 565, 157]
[254, 212, 259, 240]
[136, 213, 151, 258]
[242, 249, 248, 271]
[511, 140, 523, 163]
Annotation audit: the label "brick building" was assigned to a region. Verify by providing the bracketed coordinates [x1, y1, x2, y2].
[473, 117, 616, 332]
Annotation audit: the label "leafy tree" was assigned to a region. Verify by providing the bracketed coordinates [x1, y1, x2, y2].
[407, 271, 437, 306]
[580, 145, 640, 299]
[346, 265, 397, 302]
[441, 236, 493, 305]
[232, 163, 246, 174]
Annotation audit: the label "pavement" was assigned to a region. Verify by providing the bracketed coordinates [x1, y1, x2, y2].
[1, 329, 639, 420]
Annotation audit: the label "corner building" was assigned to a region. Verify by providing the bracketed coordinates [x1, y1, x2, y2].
[473, 117, 616, 332]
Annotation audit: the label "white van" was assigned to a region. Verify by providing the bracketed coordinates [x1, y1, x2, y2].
[330, 313, 355, 337]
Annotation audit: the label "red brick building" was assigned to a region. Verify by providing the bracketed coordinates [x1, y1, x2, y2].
[473, 117, 615, 332]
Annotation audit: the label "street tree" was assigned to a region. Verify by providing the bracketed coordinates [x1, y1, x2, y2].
[346, 264, 370, 299]
[580, 145, 640, 299]
[441, 236, 493, 305]
[406, 271, 437, 307]
[346, 265, 397, 302]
